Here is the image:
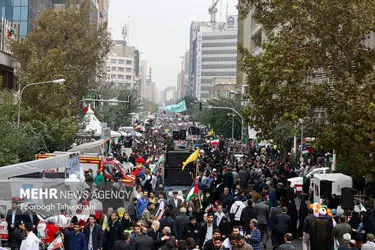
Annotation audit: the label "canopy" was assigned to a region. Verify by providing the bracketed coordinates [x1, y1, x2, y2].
[68, 140, 104, 154]
[0, 153, 76, 179]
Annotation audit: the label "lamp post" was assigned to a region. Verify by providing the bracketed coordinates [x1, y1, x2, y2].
[208, 105, 244, 143]
[17, 79, 66, 126]
[227, 113, 235, 140]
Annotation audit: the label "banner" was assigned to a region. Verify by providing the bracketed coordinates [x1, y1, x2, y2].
[163, 100, 187, 113]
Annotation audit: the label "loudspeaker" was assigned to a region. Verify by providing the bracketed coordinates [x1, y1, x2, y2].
[164, 151, 193, 186]
[180, 130, 186, 140]
[320, 180, 332, 199]
[341, 188, 354, 210]
[173, 131, 180, 140]
[191, 127, 200, 135]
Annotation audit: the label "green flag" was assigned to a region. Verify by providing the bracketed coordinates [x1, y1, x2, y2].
[163, 100, 186, 113]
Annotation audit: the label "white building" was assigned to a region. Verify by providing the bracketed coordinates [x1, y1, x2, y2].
[106, 41, 137, 89]
[188, 16, 238, 100]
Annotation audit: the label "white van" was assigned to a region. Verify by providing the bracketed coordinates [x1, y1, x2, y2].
[311, 173, 353, 203]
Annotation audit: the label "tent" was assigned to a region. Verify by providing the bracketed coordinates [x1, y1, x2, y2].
[83, 105, 121, 138]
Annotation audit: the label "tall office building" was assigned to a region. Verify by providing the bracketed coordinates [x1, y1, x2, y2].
[53, 0, 99, 23]
[188, 16, 238, 100]
[0, 0, 53, 37]
[105, 41, 137, 90]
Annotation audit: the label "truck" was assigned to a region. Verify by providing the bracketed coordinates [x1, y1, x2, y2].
[311, 173, 353, 203]
[288, 167, 331, 194]
[36, 152, 135, 185]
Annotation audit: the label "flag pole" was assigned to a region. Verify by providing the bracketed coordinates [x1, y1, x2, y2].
[195, 158, 202, 209]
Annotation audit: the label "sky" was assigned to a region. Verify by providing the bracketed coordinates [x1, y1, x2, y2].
[108, 0, 238, 90]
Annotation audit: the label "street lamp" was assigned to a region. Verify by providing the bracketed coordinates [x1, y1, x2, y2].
[208, 105, 244, 144]
[17, 79, 66, 126]
[227, 113, 235, 140]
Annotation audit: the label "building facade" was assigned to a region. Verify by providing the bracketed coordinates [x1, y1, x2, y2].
[188, 16, 238, 100]
[211, 77, 236, 98]
[105, 41, 137, 90]
[0, 0, 53, 37]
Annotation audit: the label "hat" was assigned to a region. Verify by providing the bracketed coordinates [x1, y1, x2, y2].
[136, 157, 145, 164]
[343, 233, 351, 241]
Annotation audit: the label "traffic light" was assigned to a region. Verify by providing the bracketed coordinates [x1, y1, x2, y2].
[199, 102, 202, 110]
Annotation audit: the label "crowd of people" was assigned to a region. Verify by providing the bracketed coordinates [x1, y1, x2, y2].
[4, 114, 375, 250]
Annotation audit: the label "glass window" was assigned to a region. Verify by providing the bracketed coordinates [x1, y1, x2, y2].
[107, 66, 110, 72]
[110, 59, 116, 64]
[111, 67, 116, 71]
[13, 0, 20, 5]
[118, 67, 124, 72]
[111, 74, 116, 79]
[5, 6, 12, 20]
[126, 60, 132, 64]
[5, 0, 12, 6]
[20, 6, 27, 20]
[20, 21, 27, 37]
[13, 6, 20, 20]
[126, 76, 131, 80]
[0, 0, 5, 6]
[118, 75, 124, 79]
[20, 0, 28, 5]
[118, 59, 125, 64]
[126, 68, 132, 72]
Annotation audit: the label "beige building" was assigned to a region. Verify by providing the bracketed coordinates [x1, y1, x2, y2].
[106, 41, 137, 89]
[211, 77, 236, 98]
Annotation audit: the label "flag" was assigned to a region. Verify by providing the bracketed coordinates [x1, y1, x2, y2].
[182, 149, 200, 170]
[163, 99, 187, 113]
[102, 215, 108, 231]
[186, 180, 199, 202]
[151, 154, 165, 174]
[47, 234, 63, 250]
[146, 156, 153, 164]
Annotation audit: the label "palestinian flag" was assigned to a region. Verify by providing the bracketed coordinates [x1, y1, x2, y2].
[151, 154, 165, 174]
[47, 234, 63, 250]
[186, 179, 199, 202]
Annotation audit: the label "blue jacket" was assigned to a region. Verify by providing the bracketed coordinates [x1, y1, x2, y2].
[137, 197, 150, 218]
[64, 230, 86, 250]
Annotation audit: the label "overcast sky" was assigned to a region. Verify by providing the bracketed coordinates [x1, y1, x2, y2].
[108, 0, 238, 91]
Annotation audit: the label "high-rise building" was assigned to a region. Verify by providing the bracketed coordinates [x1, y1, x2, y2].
[188, 16, 238, 100]
[53, 0, 99, 23]
[0, 0, 53, 37]
[98, 0, 109, 25]
[177, 50, 189, 99]
[105, 41, 137, 90]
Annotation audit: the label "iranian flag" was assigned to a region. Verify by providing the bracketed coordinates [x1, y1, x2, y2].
[47, 234, 63, 250]
[186, 179, 199, 202]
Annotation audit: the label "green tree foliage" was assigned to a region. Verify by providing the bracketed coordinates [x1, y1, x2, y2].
[95, 86, 140, 129]
[9, 2, 111, 154]
[199, 97, 242, 140]
[238, 0, 375, 173]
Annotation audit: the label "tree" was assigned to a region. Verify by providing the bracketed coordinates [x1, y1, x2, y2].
[10, 2, 111, 152]
[95, 86, 140, 129]
[199, 97, 243, 140]
[238, 0, 375, 173]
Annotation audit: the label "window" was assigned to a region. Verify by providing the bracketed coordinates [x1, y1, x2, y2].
[111, 67, 116, 71]
[110, 59, 116, 64]
[118, 67, 125, 72]
[118, 59, 125, 64]
[126, 68, 132, 72]
[111, 74, 116, 79]
[126, 76, 132, 80]
[126, 60, 132, 65]
[107, 66, 111, 72]
[118, 75, 124, 79]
